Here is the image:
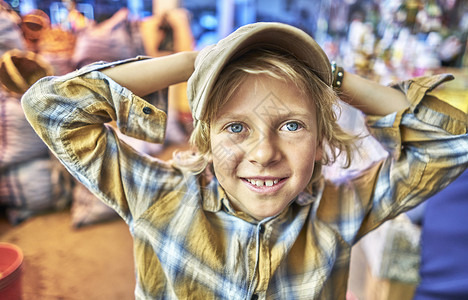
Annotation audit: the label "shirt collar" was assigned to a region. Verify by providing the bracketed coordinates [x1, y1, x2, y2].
[200, 177, 223, 212]
[295, 176, 325, 206]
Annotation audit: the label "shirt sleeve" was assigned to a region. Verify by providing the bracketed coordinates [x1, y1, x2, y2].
[359, 74, 468, 237]
[320, 74, 468, 244]
[21, 57, 185, 224]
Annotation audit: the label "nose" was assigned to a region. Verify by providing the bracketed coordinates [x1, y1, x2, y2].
[246, 133, 281, 167]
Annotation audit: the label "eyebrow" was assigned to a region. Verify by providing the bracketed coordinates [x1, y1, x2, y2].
[215, 110, 314, 123]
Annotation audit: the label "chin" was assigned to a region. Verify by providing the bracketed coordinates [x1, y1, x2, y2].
[250, 206, 285, 220]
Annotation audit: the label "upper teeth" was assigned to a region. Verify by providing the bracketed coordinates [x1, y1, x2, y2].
[246, 179, 279, 187]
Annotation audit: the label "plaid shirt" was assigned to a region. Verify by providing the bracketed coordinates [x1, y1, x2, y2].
[22, 58, 468, 299]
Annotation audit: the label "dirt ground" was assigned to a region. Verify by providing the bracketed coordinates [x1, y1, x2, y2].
[0, 211, 135, 300]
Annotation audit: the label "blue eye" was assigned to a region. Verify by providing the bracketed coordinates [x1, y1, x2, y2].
[282, 122, 300, 131]
[228, 123, 243, 133]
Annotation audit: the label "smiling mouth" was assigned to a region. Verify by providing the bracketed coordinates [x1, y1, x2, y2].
[244, 178, 284, 187]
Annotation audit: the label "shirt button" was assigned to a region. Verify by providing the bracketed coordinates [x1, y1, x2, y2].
[143, 107, 152, 114]
[251, 294, 259, 300]
[259, 225, 265, 234]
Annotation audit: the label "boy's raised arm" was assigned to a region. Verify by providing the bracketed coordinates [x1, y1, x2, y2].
[20, 51, 198, 222]
[101, 51, 197, 97]
[339, 71, 411, 116]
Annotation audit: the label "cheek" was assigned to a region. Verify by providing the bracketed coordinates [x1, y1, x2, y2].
[210, 136, 244, 174]
[291, 138, 319, 177]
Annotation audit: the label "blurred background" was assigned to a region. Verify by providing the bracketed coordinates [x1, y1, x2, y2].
[4, 0, 468, 74]
[0, 0, 467, 299]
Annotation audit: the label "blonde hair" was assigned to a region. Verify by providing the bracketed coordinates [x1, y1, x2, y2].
[174, 47, 358, 184]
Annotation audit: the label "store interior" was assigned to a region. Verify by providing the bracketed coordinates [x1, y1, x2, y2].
[1, 0, 467, 299]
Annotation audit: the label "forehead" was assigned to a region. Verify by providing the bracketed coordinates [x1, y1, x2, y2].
[215, 75, 316, 120]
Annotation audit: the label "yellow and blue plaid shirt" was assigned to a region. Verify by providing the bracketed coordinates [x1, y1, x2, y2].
[22, 59, 468, 299]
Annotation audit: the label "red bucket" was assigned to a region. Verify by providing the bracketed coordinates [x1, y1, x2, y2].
[0, 243, 23, 300]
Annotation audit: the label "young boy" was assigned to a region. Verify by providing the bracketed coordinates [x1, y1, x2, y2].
[22, 22, 467, 299]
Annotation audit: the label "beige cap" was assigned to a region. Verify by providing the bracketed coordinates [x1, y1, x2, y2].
[187, 22, 332, 121]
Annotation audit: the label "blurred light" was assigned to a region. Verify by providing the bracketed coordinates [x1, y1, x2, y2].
[200, 14, 217, 30]
[127, 0, 143, 17]
[20, 0, 36, 14]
